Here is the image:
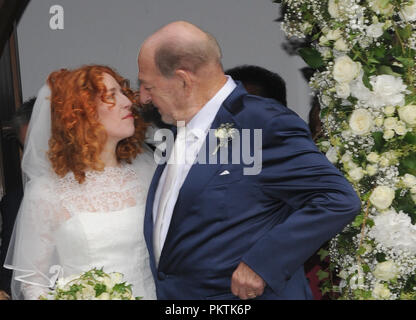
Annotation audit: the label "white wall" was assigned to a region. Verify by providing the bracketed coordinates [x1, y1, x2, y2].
[17, 0, 312, 121]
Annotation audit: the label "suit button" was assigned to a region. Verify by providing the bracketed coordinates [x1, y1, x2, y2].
[158, 272, 166, 280]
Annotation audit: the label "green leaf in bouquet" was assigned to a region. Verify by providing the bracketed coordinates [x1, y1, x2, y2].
[377, 65, 402, 78]
[318, 248, 329, 261]
[373, 46, 386, 60]
[404, 132, 416, 145]
[397, 25, 413, 41]
[362, 69, 373, 90]
[396, 57, 414, 68]
[352, 214, 364, 228]
[316, 269, 329, 281]
[357, 246, 366, 256]
[372, 131, 385, 152]
[298, 47, 324, 69]
[405, 95, 416, 105]
[399, 152, 416, 176]
[113, 282, 131, 294]
[376, 252, 386, 263]
[94, 283, 107, 297]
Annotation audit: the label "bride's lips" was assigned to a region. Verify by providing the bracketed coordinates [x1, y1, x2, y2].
[122, 113, 134, 120]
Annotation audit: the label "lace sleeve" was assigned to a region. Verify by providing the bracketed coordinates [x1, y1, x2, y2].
[4, 176, 66, 300]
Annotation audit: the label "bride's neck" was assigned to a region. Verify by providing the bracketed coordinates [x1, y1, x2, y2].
[99, 141, 119, 168]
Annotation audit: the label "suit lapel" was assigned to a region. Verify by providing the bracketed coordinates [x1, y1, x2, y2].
[158, 103, 241, 268]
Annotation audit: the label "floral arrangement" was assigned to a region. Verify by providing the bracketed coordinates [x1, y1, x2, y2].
[276, 0, 416, 299]
[40, 268, 139, 300]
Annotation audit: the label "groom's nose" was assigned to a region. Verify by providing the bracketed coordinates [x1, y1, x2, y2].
[139, 89, 152, 106]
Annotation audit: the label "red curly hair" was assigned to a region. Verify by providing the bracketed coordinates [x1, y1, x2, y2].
[47, 65, 148, 184]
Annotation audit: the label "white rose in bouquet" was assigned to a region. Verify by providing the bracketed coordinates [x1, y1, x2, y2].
[369, 0, 394, 16]
[383, 129, 395, 140]
[333, 55, 361, 83]
[366, 22, 384, 38]
[400, 1, 416, 21]
[367, 152, 380, 163]
[383, 105, 396, 116]
[398, 105, 416, 127]
[349, 167, 364, 181]
[334, 38, 349, 51]
[370, 75, 407, 108]
[394, 121, 407, 135]
[402, 174, 416, 188]
[328, 0, 340, 18]
[383, 117, 398, 130]
[366, 164, 378, 176]
[326, 146, 339, 164]
[325, 28, 342, 41]
[372, 283, 391, 299]
[349, 109, 373, 135]
[373, 260, 399, 281]
[335, 82, 351, 98]
[370, 186, 395, 210]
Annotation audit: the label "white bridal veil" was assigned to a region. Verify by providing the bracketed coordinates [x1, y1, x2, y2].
[4, 84, 63, 300]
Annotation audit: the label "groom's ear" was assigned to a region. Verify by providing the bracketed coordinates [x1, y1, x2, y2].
[174, 69, 193, 94]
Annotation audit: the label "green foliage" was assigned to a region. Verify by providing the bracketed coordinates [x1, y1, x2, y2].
[298, 47, 325, 68]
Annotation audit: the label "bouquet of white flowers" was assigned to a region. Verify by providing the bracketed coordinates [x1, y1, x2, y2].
[40, 268, 140, 300]
[276, 0, 416, 300]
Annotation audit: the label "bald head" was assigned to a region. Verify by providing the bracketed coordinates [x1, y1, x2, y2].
[140, 21, 223, 77]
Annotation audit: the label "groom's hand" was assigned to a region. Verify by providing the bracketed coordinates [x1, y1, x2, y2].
[231, 262, 266, 300]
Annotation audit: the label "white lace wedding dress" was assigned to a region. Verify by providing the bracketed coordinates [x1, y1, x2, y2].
[5, 145, 157, 300]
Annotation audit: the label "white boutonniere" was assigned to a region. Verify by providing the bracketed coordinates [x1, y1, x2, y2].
[213, 123, 238, 155]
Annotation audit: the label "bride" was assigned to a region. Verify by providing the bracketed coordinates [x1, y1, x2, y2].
[4, 65, 157, 300]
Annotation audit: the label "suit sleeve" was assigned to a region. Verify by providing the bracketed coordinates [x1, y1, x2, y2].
[242, 110, 361, 295]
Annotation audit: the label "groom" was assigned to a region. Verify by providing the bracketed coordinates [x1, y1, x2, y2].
[139, 21, 360, 300]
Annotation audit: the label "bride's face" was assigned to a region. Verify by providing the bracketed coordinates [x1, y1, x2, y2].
[96, 73, 135, 144]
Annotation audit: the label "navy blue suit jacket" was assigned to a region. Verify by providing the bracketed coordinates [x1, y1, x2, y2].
[144, 83, 360, 300]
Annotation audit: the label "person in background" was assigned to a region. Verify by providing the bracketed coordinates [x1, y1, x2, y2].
[0, 98, 35, 300]
[225, 65, 287, 107]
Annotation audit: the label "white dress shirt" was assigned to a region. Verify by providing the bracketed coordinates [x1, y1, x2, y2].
[153, 76, 237, 263]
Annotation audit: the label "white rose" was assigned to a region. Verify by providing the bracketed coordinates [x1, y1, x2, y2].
[398, 105, 416, 127]
[370, 75, 408, 108]
[103, 276, 115, 289]
[367, 22, 384, 38]
[403, 174, 416, 188]
[328, 0, 340, 18]
[400, 2, 416, 21]
[383, 129, 395, 140]
[374, 260, 399, 281]
[367, 152, 380, 163]
[109, 272, 124, 284]
[326, 28, 342, 41]
[335, 82, 350, 99]
[366, 164, 378, 176]
[349, 167, 364, 181]
[326, 146, 339, 164]
[411, 186, 416, 194]
[334, 38, 349, 51]
[372, 283, 391, 299]
[349, 109, 373, 135]
[341, 152, 352, 163]
[319, 35, 330, 46]
[81, 285, 96, 299]
[379, 156, 390, 167]
[394, 122, 407, 135]
[383, 105, 396, 116]
[383, 117, 398, 130]
[369, 0, 394, 16]
[350, 74, 373, 102]
[374, 116, 384, 127]
[370, 186, 395, 210]
[98, 292, 111, 300]
[333, 56, 361, 83]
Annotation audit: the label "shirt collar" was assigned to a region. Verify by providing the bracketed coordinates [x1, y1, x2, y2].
[186, 76, 237, 141]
